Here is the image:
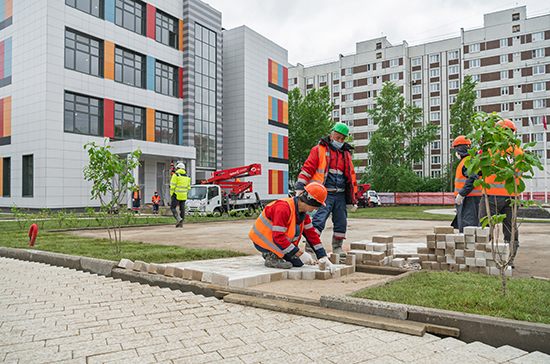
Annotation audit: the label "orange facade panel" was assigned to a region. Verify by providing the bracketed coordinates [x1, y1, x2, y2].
[146, 108, 155, 142]
[3, 96, 10, 137]
[104, 41, 115, 80]
[179, 20, 184, 51]
[5, 0, 12, 18]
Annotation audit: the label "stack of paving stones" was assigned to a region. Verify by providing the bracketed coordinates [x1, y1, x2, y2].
[345, 235, 397, 267]
[418, 226, 512, 276]
[117, 256, 355, 288]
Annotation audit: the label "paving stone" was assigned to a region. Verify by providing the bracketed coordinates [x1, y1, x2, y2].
[118, 259, 133, 269]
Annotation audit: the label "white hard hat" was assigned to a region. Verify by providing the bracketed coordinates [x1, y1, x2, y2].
[176, 162, 185, 170]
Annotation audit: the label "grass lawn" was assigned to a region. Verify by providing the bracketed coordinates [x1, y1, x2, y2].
[349, 205, 455, 220]
[352, 270, 550, 324]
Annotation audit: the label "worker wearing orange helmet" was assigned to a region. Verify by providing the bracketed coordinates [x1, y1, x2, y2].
[152, 191, 161, 215]
[249, 182, 336, 273]
[132, 185, 141, 213]
[452, 136, 483, 232]
[478, 119, 523, 267]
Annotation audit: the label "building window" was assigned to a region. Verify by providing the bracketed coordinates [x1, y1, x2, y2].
[431, 170, 441, 178]
[114, 46, 145, 88]
[501, 87, 509, 95]
[333, 72, 339, 80]
[533, 150, 544, 158]
[448, 51, 459, 60]
[333, 85, 339, 93]
[345, 67, 353, 75]
[115, 0, 145, 35]
[155, 111, 177, 145]
[319, 75, 327, 83]
[376, 42, 382, 50]
[367, 77, 374, 85]
[306, 77, 313, 85]
[390, 73, 399, 81]
[533, 65, 545, 75]
[195, 23, 217, 168]
[469, 43, 480, 53]
[368, 118, 374, 125]
[532, 32, 544, 42]
[476, 90, 481, 98]
[501, 103, 509, 112]
[64, 92, 103, 136]
[431, 156, 441, 164]
[334, 97, 340, 105]
[66, 0, 103, 18]
[22, 155, 33, 197]
[430, 112, 440, 121]
[470, 59, 480, 68]
[155, 60, 178, 97]
[156, 9, 178, 48]
[430, 97, 440, 107]
[431, 141, 441, 150]
[412, 72, 421, 81]
[367, 104, 374, 110]
[412, 57, 421, 66]
[344, 94, 352, 101]
[533, 116, 544, 125]
[412, 85, 421, 95]
[376, 53, 382, 59]
[448, 65, 459, 75]
[429, 69, 440, 78]
[449, 80, 459, 89]
[288, 78, 295, 86]
[345, 107, 353, 115]
[345, 80, 353, 88]
[412, 99, 422, 108]
[390, 59, 399, 67]
[333, 110, 340, 118]
[512, 12, 520, 21]
[2, 157, 10, 197]
[533, 82, 546, 92]
[534, 133, 544, 142]
[500, 54, 508, 64]
[430, 83, 440, 92]
[512, 25, 520, 33]
[114, 103, 145, 140]
[501, 70, 509, 79]
[500, 39, 509, 47]
[429, 54, 439, 63]
[534, 99, 546, 109]
[533, 49, 545, 58]
[64, 28, 103, 77]
[449, 95, 457, 104]
[415, 171, 423, 178]
[471, 74, 481, 82]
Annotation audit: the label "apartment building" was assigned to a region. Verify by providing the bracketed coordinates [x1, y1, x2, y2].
[289, 6, 550, 192]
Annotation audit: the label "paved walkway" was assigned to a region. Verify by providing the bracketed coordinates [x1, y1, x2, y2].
[1, 258, 549, 364]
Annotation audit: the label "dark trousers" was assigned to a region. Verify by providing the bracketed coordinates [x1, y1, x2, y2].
[153, 204, 159, 213]
[253, 243, 304, 267]
[456, 195, 481, 233]
[478, 195, 518, 242]
[170, 195, 186, 220]
[311, 192, 348, 239]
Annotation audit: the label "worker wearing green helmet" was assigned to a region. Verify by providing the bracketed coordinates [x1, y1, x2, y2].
[296, 122, 358, 258]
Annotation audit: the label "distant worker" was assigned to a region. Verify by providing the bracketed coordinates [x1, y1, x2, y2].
[170, 163, 191, 228]
[170, 162, 176, 175]
[478, 119, 523, 268]
[152, 191, 161, 215]
[296, 123, 358, 257]
[132, 185, 141, 213]
[452, 136, 482, 232]
[249, 182, 336, 273]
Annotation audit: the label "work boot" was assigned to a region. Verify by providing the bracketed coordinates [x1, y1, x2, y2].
[175, 217, 183, 228]
[507, 240, 519, 268]
[262, 252, 292, 269]
[332, 237, 346, 258]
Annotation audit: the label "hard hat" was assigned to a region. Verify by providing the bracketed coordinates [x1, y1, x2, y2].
[176, 162, 185, 170]
[300, 182, 327, 207]
[452, 135, 471, 148]
[154, 191, 158, 193]
[497, 119, 516, 132]
[332, 123, 349, 137]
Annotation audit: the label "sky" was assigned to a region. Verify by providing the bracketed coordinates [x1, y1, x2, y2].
[203, 0, 550, 66]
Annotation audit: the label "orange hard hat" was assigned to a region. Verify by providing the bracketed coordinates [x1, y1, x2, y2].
[452, 135, 471, 148]
[497, 119, 516, 132]
[154, 191, 158, 193]
[301, 182, 327, 207]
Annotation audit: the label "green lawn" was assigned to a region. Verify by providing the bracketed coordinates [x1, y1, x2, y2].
[350, 205, 455, 220]
[352, 270, 550, 324]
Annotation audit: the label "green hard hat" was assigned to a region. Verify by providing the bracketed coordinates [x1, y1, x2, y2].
[332, 123, 349, 136]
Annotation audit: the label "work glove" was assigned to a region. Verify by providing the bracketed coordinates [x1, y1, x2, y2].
[299, 251, 315, 265]
[455, 194, 465, 205]
[319, 257, 337, 274]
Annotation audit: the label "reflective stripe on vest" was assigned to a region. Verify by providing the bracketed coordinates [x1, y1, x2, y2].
[249, 198, 304, 258]
[454, 158, 482, 197]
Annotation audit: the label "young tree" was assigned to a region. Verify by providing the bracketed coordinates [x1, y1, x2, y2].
[450, 75, 478, 139]
[83, 140, 142, 254]
[465, 112, 543, 294]
[364, 82, 439, 192]
[288, 86, 334, 187]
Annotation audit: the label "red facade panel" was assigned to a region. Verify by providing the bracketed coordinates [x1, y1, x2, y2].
[104, 99, 114, 138]
[147, 4, 156, 39]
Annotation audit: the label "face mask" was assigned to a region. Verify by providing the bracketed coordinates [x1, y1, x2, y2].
[306, 210, 316, 217]
[332, 140, 343, 149]
[455, 152, 461, 159]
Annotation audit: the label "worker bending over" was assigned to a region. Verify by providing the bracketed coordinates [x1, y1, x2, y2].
[249, 182, 336, 273]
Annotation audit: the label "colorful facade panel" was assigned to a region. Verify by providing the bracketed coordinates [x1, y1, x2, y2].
[0, 96, 11, 145]
[0, 37, 12, 87]
[268, 96, 288, 126]
[268, 169, 288, 195]
[268, 59, 288, 93]
[268, 132, 288, 162]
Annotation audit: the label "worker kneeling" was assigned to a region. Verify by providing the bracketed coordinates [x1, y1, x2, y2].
[249, 182, 336, 273]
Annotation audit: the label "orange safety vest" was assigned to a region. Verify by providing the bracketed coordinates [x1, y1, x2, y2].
[454, 157, 482, 197]
[484, 145, 524, 197]
[249, 198, 304, 258]
[152, 195, 160, 204]
[133, 190, 141, 200]
[310, 144, 358, 197]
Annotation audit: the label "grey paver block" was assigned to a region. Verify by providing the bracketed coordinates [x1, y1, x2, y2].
[118, 258, 133, 269]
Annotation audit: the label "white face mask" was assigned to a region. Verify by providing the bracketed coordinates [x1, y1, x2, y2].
[456, 152, 461, 159]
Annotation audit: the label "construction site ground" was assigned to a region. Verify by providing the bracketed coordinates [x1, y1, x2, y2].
[67, 216, 550, 300]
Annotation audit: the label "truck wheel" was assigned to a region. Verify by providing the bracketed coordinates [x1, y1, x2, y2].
[245, 205, 254, 217]
[213, 208, 223, 217]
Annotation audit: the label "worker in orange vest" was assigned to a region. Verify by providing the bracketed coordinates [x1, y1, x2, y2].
[249, 182, 336, 273]
[132, 185, 141, 213]
[452, 136, 482, 232]
[478, 119, 524, 268]
[152, 191, 161, 215]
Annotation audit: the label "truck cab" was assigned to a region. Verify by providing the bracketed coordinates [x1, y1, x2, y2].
[186, 185, 222, 215]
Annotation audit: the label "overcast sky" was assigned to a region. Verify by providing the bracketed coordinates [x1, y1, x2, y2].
[203, 0, 550, 66]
